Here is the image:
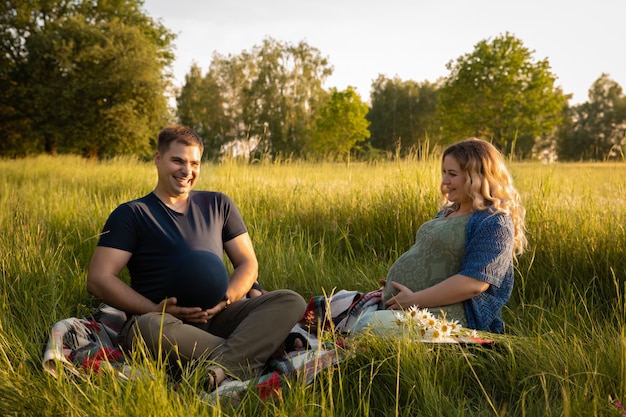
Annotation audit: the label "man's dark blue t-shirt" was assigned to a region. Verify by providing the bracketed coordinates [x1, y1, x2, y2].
[97, 191, 247, 304]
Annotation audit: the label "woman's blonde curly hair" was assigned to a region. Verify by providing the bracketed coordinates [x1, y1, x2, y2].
[441, 138, 528, 257]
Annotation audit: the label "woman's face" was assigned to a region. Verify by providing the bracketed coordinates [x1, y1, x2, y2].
[441, 155, 472, 212]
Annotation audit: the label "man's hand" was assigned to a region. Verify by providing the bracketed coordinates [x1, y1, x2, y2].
[203, 297, 230, 320]
[158, 297, 209, 323]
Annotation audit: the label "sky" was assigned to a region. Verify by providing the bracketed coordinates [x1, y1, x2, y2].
[141, 0, 625, 106]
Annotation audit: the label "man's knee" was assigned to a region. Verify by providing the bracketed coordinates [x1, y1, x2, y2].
[135, 311, 180, 332]
[127, 312, 181, 353]
[270, 289, 307, 319]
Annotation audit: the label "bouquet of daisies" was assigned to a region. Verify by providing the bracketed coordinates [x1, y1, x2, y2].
[394, 306, 480, 343]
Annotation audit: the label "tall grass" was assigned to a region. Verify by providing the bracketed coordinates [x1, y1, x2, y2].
[0, 156, 624, 416]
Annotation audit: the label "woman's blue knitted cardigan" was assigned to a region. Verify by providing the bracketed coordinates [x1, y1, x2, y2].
[436, 209, 515, 333]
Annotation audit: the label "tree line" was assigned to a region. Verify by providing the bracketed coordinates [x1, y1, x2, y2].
[2, 0, 625, 161]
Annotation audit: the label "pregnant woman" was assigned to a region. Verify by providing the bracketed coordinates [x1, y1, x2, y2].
[357, 138, 527, 334]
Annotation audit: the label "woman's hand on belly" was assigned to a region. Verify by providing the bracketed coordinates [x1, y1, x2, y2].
[384, 281, 416, 310]
[385, 274, 490, 310]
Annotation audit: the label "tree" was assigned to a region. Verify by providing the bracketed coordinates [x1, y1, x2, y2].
[241, 38, 332, 157]
[559, 74, 626, 160]
[437, 33, 568, 157]
[308, 86, 370, 159]
[177, 37, 333, 159]
[0, 1, 51, 156]
[0, 0, 174, 158]
[367, 75, 439, 156]
[177, 63, 233, 160]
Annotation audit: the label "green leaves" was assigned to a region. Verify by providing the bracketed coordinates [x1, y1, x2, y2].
[437, 32, 568, 156]
[176, 37, 335, 160]
[560, 73, 626, 160]
[367, 75, 439, 156]
[309, 86, 370, 159]
[0, 0, 174, 158]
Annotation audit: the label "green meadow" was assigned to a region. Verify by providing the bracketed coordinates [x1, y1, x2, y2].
[1, 155, 625, 416]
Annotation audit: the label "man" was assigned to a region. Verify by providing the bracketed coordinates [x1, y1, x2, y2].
[87, 125, 306, 388]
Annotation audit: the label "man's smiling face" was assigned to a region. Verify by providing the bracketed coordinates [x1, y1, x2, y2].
[154, 141, 202, 199]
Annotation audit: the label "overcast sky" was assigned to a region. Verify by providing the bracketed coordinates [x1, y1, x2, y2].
[142, 0, 625, 105]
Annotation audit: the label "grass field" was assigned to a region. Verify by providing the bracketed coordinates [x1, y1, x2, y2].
[0, 155, 625, 416]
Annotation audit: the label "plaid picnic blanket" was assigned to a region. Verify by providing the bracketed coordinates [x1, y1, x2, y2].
[301, 289, 383, 333]
[208, 347, 344, 401]
[42, 305, 128, 378]
[42, 305, 344, 401]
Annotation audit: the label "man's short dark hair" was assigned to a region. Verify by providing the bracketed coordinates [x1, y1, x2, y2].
[157, 125, 204, 154]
